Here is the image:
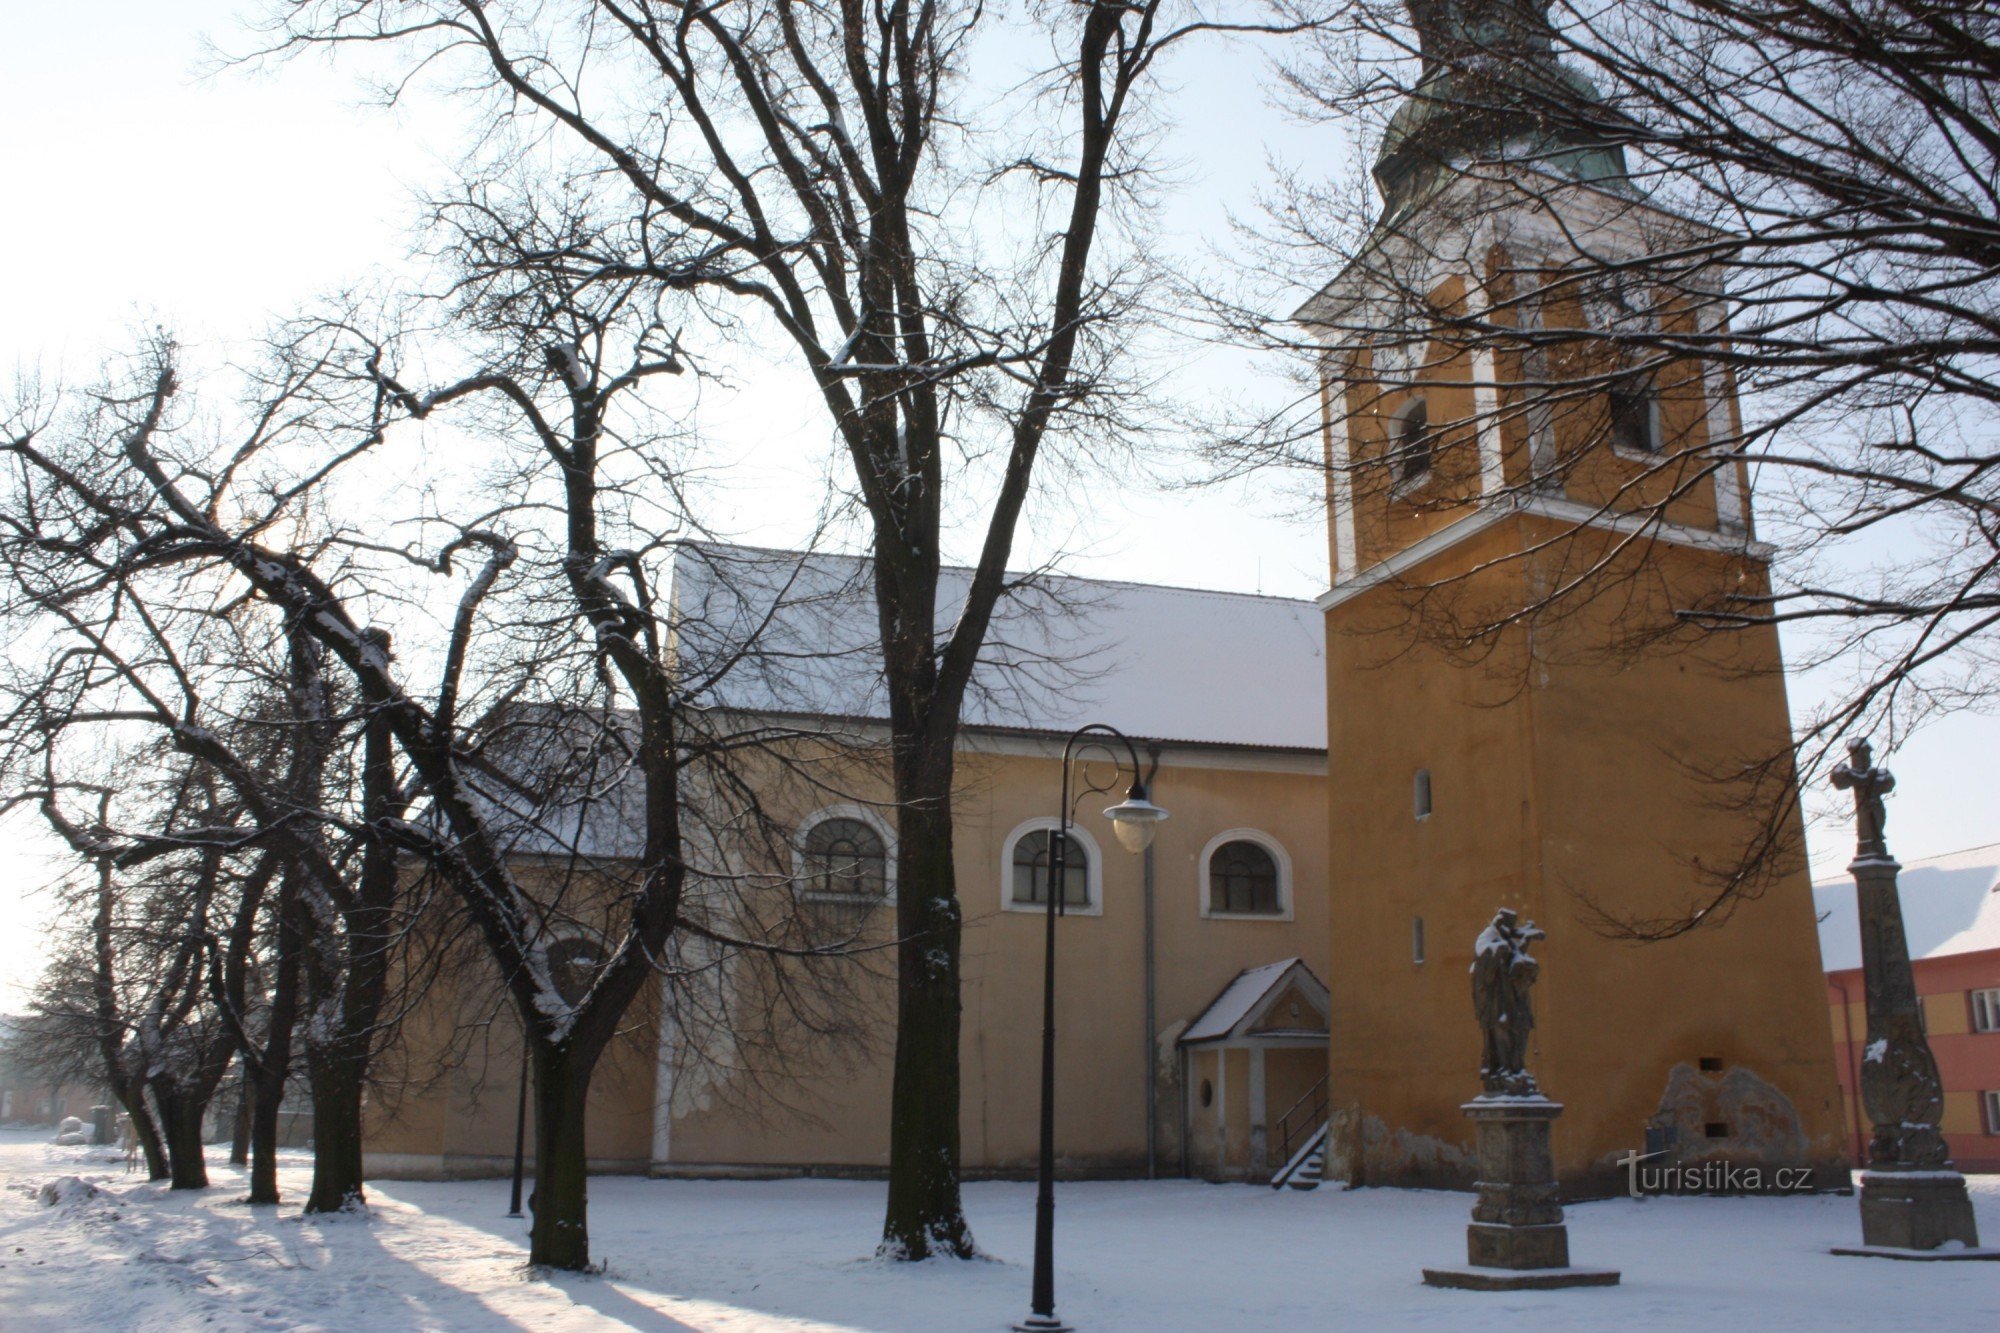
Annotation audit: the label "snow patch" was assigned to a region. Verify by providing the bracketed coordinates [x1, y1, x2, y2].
[37, 1175, 101, 1209]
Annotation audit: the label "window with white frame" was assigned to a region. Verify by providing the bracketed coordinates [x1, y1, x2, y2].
[1009, 827, 1092, 910]
[797, 809, 893, 900]
[1198, 830, 1293, 920]
[1972, 988, 2000, 1034]
[1985, 1089, 2000, 1136]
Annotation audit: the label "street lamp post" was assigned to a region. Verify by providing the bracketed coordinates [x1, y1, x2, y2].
[1015, 723, 1169, 1333]
[506, 1035, 529, 1219]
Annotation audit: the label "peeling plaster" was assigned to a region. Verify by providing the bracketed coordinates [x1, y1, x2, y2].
[1646, 1062, 1807, 1167]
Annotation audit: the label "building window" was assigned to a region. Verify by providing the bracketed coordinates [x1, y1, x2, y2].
[545, 932, 604, 1006]
[798, 809, 893, 900]
[1412, 916, 1426, 965]
[1208, 840, 1281, 916]
[1392, 397, 1432, 484]
[1414, 768, 1433, 819]
[1010, 827, 1093, 909]
[1608, 376, 1661, 455]
[1983, 1090, 2000, 1134]
[1972, 988, 2000, 1033]
[1197, 830, 1293, 920]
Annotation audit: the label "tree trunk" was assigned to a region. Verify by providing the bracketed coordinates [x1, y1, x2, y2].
[113, 1079, 170, 1180]
[152, 1083, 210, 1190]
[247, 1075, 285, 1205]
[881, 770, 974, 1259]
[229, 1078, 252, 1167]
[527, 1043, 596, 1271]
[304, 1042, 368, 1213]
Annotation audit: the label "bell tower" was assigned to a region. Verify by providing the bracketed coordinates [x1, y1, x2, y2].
[1302, 0, 1845, 1192]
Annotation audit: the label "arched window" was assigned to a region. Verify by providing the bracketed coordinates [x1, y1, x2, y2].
[546, 933, 604, 1006]
[1198, 830, 1293, 919]
[1011, 828, 1091, 909]
[1209, 840, 1280, 915]
[799, 813, 890, 899]
[1393, 397, 1432, 482]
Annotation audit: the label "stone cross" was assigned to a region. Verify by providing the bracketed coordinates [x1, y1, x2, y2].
[1827, 737, 1984, 1255]
[1830, 736, 1894, 860]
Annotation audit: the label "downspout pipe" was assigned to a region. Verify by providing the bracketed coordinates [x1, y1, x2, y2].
[1142, 744, 1162, 1179]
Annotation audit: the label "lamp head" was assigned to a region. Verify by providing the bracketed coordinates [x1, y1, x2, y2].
[1103, 781, 1169, 854]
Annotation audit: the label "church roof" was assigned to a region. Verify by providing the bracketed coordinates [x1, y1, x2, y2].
[671, 542, 1326, 752]
[1813, 842, 2000, 971]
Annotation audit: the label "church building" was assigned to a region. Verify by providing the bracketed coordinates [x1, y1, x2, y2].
[363, 0, 1846, 1195]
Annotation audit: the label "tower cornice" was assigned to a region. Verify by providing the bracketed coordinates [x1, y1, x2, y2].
[1316, 494, 1773, 612]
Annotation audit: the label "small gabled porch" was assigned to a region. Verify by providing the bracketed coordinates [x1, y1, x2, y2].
[1177, 957, 1330, 1184]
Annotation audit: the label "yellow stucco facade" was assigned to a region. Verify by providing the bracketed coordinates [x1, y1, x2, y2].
[364, 187, 1847, 1201]
[366, 736, 1334, 1184]
[1311, 207, 1847, 1193]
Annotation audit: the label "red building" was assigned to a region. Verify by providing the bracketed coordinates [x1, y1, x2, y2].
[1817, 843, 2000, 1172]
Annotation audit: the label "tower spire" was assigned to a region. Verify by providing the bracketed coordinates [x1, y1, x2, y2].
[1374, 0, 1628, 221]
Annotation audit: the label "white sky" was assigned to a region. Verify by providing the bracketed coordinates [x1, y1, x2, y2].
[0, 2, 1992, 1007]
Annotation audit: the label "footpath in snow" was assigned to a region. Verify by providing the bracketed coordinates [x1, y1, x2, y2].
[0, 1129, 1995, 1331]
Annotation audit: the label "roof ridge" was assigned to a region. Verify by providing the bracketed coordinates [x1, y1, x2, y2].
[676, 538, 1319, 609]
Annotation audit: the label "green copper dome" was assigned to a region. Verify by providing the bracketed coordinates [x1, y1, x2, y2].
[1374, 0, 1630, 221]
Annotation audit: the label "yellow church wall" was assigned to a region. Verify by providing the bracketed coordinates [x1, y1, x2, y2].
[371, 735, 1331, 1181]
[1519, 521, 1844, 1190]
[668, 741, 1330, 1177]
[1323, 522, 1538, 1187]
[363, 865, 672, 1179]
[1323, 513, 1846, 1194]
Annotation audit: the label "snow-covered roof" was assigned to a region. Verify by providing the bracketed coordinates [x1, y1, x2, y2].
[671, 543, 1326, 751]
[1179, 958, 1327, 1045]
[1813, 842, 2000, 972]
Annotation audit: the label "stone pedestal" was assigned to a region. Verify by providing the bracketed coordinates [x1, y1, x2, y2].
[1423, 1098, 1619, 1291]
[1829, 1170, 2000, 1261]
[89, 1105, 115, 1147]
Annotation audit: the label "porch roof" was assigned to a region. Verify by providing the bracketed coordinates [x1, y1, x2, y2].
[1180, 958, 1329, 1047]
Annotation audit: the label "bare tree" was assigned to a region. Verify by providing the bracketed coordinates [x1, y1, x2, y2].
[3, 305, 888, 1268]
[17, 765, 273, 1190]
[1203, 0, 1998, 934]
[246, 0, 1325, 1257]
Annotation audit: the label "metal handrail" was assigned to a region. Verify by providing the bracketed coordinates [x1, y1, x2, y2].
[1273, 1074, 1330, 1166]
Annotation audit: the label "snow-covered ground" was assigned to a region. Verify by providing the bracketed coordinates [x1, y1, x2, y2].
[1, 1129, 1994, 1331]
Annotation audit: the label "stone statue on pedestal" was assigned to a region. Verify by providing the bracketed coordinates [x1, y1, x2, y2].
[1472, 908, 1543, 1097]
[1424, 909, 1618, 1290]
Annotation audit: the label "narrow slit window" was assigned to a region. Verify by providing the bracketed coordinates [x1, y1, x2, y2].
[1393, 397, 1432, 482]
[1412, 916, 1426, 965]
[1414, 768, 1433, 820]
